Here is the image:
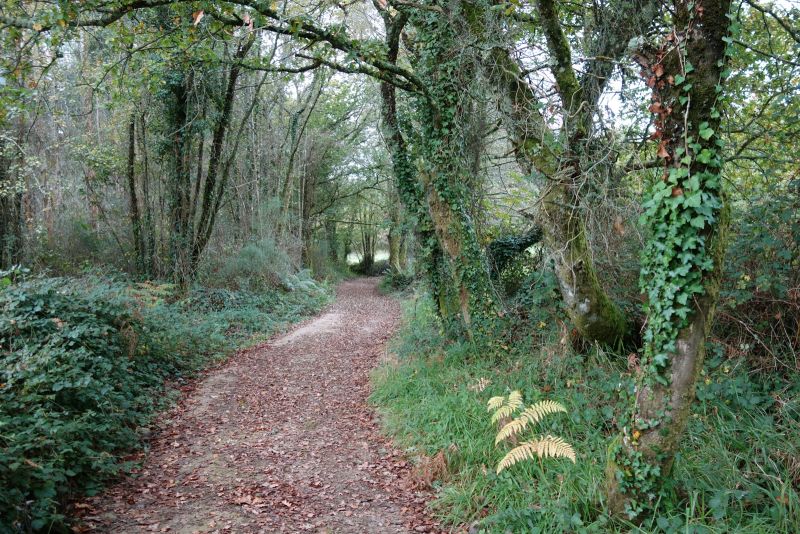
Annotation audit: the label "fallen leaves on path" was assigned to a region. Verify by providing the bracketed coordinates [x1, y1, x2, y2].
[73, 278, 441, 533]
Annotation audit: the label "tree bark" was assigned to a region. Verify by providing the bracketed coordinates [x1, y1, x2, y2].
[477, 0, 661, 345]
[606, 0, 733, 517]
[126, 113, 145, 274]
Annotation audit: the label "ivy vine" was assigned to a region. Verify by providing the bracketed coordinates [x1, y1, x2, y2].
[611, 0, 738, 518]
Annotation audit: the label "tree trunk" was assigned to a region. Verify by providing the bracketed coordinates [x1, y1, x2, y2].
[606, 0, 733, 518]
[300, 170, 316, 268]
[138, 112, 156, 276]
[406, 2, 499, 338]
[398, 232, 409, 270]
[325, 219, 338, 262]
[540, 180, 628, 343]
[476, 0, 662, 346]
[375, 5, 463, 333]
[387, 182, 404, 272]
[360, 217, 375, 273]
[126, 114, 145, 274]
[165, 68, 193, 290]
[279, 71, 324, 237]
[0, 137, 24, 269]
[190, 36, 254, 275]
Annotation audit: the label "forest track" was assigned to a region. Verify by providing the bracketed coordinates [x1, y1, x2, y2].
[77, 278, 439, 534]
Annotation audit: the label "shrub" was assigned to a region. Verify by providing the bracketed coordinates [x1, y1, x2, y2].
[0, 277, 155, 530]
[202, 238, 295, 291]
[0, 271, 330, 530]
[717, 187, 800, 372]
[380, 269, 415, 292]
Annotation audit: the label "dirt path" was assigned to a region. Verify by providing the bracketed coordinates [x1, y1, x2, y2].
[78, 278, 438, 533]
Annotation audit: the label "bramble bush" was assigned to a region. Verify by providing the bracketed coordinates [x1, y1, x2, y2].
[0, 270, 330, 531]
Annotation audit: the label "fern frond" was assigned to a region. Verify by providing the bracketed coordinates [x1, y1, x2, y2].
[495, 416, 528, 444]
[507, 390, 523, 411]
[496, 435, 576, 473]
[487, 395, 505, 412]
[520, 400, 567, 426]
[490, 404, 516, 423]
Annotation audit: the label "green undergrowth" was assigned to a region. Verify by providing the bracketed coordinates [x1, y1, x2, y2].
[0, 268, 331, 532]
[379, 270, 416, 294]
[370, 294, 800, 533]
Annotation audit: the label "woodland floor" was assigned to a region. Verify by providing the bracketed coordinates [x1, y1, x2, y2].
[75, 278, 440, 534]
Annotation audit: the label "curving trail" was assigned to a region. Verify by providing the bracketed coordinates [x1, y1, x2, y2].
[78, 278, 439, 533]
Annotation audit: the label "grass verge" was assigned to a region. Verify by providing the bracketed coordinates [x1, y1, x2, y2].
[370, 294, 800, 533]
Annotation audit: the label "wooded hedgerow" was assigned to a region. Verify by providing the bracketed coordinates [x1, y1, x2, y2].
[1, 0, 798, 532]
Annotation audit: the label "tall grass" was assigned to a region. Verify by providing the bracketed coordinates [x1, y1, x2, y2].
[371, 295, 800, 533]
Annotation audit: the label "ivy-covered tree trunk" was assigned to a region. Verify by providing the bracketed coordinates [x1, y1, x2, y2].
[408, 2, 498, 338]
[474, 0, 636, 345]
[376, 4, 492, 337]
[606, 0, 733, 518]
[163, 67, 194, 289]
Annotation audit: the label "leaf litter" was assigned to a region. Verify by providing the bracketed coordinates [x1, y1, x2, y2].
[73, 278, 441, 533]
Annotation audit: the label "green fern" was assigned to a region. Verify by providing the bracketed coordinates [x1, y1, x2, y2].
[487, 391, 576, 473]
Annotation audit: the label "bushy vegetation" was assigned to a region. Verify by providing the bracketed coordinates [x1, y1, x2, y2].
[371, 293, 800, 533]
[380, 269, 416, 293]
[200, 238, 296, 292]
[0, 268, 330, 531]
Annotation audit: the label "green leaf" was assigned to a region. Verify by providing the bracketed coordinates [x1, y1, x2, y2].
[696, 149, 713, 165]
[699, 127, 714, 140]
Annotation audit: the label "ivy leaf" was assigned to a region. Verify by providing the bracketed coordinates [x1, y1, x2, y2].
[684, 192, 702, 208]
[690, 216, 706, 228]
[699, 127, 715, 140]
[696, 149, 713, 165]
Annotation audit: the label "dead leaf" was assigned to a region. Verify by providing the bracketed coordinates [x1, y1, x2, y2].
[613, 216, 626, 236]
